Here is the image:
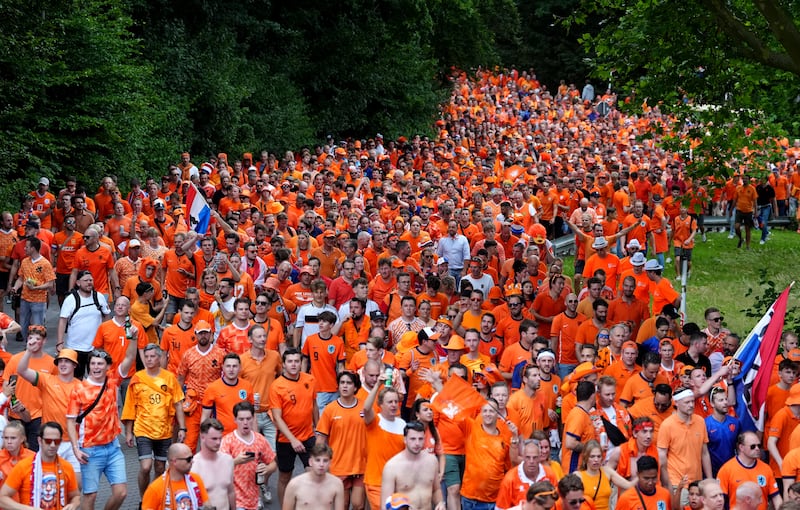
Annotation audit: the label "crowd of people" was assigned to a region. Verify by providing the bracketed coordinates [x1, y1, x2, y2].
[0, 68, 799, 510]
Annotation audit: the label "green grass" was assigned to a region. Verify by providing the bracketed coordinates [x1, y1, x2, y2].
[561, 228, 800, 335]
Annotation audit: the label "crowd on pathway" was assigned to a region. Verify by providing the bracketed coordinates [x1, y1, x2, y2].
[0, 68, 800, 510]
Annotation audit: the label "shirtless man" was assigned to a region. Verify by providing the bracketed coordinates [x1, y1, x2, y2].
[192, 419, 236, 510]
[282, 442, 344, 510]
[381, 421, 445, 510]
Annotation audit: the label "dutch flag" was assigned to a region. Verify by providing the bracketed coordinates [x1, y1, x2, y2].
[185, 183, 211, 235]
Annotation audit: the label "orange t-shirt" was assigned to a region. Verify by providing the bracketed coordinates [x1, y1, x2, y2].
[162, 249, 195, 298]
[268, 372, 317, 442]
[3, 455, 79, 508]
[657, 413, 708, 485]
[532, 292, 567, 338]
[499, 342, 532, 376]
[550, 312, 587, 365]
[3, 352, 54, 420]
[302, 333, 345, 393]
[562, 406, 596, 473]
[160, 323, 197, 374]
[92, 318, 147, 378]
[18, 256, 55, 303]
[507, 389, 550, 439]
[460, 416, 512, 503]
[72, 245, 115, 295]
[201, 377, 254, 434]
[363, 414, 406, 486]
[718, 457, 777, 510]
[317, 398, 368, 476]
[768, 406, 800, 475]
[619, 372, 668, 406]
[34, 372, 81, 430]
[735, 185, 757, 213]
[615, 485, 671, 510]
[398, 347, 437, 407]
[651, 277, 679, 315]
[239, 350, 282, 413]
[781, 447, 800, 483]
[140, 472, 209, 510]
[53, 231, 84, 275]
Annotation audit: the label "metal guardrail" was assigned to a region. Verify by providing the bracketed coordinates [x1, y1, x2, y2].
[550, 216, 794, 257]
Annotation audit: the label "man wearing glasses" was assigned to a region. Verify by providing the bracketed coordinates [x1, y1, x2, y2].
[718, 431, 781, 510]
[702, 307, 730, 374]
[0, 421, 81, 510]
[557, 474, 593, 510]
[141, 442, 210, 510]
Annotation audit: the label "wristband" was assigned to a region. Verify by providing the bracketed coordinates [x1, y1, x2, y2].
[179, 428, 187, 431]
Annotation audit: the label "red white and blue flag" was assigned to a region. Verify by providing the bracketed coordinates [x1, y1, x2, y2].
[185, 183, 211, 235]
[733, 282, 793, 432]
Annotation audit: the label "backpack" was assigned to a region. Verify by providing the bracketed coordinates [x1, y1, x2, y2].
[64, 289, 103, 333]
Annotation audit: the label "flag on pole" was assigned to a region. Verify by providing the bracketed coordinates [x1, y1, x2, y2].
[732, 282, 794, 432]
[185, 183, 211, 235]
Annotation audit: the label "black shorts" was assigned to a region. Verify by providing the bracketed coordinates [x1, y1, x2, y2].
[276, 436, 316, 473]
[735, 210, 755, 227]
[689, 213, 704, 229]
[574, 259, 586, 275]
[135, 436, 171, 461]
[55, 273, 72, 296]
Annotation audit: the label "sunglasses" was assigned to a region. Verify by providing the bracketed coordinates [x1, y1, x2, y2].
[710, 317, 724, 322]
[745, 443, 760, 450]
[255, 300, 269, 305]
[176, 455, 194, 463]
[568, 498, 586, 506]
[41, 438, 62, 446]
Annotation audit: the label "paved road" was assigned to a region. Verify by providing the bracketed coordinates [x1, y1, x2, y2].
[4, 299, 288, 509]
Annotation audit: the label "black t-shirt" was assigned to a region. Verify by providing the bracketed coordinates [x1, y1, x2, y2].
[756, 183, 775, 206]
[675, 351, 712, 377]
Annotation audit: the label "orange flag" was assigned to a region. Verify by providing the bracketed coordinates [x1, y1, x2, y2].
[431, 374, 487, 421]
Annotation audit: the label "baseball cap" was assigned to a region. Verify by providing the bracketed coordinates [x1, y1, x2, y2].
[323, 230, 336, 238]
[660, 304, 680, 319]
[38, 177, 50, 186]
[194, 320, 212, 333]
[128, 239, 141, 248]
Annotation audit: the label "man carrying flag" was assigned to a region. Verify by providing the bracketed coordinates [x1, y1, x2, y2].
[185, 183, 211, 236]
[732, 282, 795, 434]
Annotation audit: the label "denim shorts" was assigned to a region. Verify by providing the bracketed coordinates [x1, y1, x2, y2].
[80, 438, 127, 494]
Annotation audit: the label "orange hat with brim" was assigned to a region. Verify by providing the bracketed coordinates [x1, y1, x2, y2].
[787, 384, 800, 406]
[54, 349, 79, 366]
[395, 331, 419, 354]
[442, 335, 465, 351]
[561, 362, 601, 392]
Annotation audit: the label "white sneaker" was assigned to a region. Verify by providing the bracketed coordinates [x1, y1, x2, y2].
[728, 233, 735, 239]
[264, 489, 272, 503]
[702, 233, 707, 242]
[760, 239, 766, 245]
[665, 257, 672, 264]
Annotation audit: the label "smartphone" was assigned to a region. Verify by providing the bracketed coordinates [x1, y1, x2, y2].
[8, 375, 17, 385]
[245, 451, 255, 458]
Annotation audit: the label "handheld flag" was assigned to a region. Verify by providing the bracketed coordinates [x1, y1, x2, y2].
[185, 183, 211, 235]
[431, 374, 486, 421]
[733, 282, 794, 432]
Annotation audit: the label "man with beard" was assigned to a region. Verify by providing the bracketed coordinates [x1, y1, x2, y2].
[381, 421, 444, 510]
[508, 364, 550, 439]
[209, 277, 236, 337]
[177, 320, 226, 453]
[58, 270, 110, 379]
[575, 298, 607, 361]
[607, 275, 650, 341]
[333, 297, 371, 360]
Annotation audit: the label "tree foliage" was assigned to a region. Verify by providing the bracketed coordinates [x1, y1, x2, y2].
[0, 0, 596, 205]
